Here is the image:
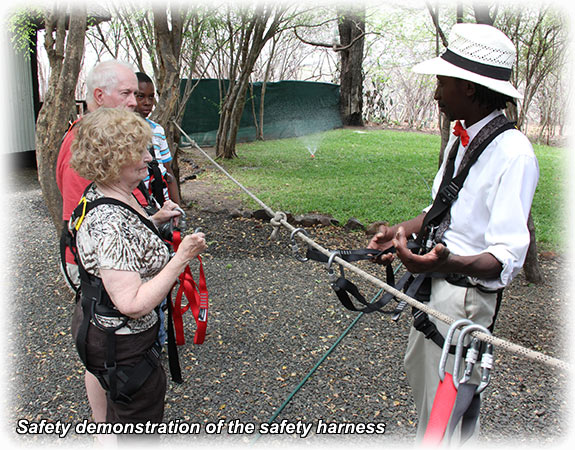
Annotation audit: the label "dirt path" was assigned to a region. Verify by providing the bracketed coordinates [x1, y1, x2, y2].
[7, 164, 569, 447]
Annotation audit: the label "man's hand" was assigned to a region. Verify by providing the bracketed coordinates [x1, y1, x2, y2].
[367, 224, 396, 265]
[393, 226, 450, 274]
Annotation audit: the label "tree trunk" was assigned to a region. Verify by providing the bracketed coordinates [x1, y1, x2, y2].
[337, 8, 365, 126]
[35, 4, 86, 233]
[255, 34, 278, 140]
[215, 8, 282, 159]
[524, 213, 543, 283]
[217, 71, 252, 158]
[438, 112, 451, 168]
[151, 3, 185, 198]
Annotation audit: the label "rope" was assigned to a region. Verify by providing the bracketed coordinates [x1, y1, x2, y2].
[174, 122, 571, 372]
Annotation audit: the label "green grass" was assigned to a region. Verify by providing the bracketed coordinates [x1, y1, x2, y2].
[202, 128, 566, 252]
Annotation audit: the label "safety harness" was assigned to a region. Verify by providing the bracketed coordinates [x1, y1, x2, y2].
[138, 145, 170, 207]
[62, 184, 208, 403]
[302, 242, 423, 317]
[170, 230, 209, 345]
[294, 116, 514, 444]
[302, 116, 514, 341]
[407, 115, 514, 352]
[423, 320, 494, 445]
[67, 191, 169, 403]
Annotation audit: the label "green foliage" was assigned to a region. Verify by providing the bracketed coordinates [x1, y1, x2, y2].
[530, 143, 567, 250]
[8, 8, 43, 59]
[204, 128, 564, 251]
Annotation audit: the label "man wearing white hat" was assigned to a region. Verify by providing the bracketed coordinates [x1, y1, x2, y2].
[368, 23, 539, 443]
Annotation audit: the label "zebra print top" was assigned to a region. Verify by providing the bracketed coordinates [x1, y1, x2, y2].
[75, 184, 171, 334]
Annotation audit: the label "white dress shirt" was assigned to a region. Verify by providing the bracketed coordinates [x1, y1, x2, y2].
[426, 110, 539, 289]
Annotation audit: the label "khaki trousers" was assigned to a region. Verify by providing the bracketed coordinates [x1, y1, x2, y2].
[404, 278, 499, 444]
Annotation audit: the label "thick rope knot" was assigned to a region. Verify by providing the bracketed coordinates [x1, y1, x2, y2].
[270, 211, 287, 240]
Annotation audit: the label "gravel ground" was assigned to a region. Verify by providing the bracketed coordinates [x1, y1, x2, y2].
[5, 165, 571, 449]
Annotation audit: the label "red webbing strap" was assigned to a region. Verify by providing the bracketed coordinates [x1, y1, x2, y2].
[422, 372, 459, 445]
[171, 231, 209, 345]
[188, 258, 208, 344]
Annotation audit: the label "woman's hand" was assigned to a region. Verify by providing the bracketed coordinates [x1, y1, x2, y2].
[151, 200, 182, 226]
[173, 232, 207, 265]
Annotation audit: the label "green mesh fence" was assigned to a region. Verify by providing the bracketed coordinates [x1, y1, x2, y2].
[180, 79, 342, 146]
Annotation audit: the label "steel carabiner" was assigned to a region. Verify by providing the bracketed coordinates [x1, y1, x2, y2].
[452, 323, 492, 391]
[174, 206, 187, 232]
[290, 228, 310, 262]
[438, 319, 474, 382]
[327, 251, 343, 287]
[477, 342, 494, 394]
[459, 337, 481, 385]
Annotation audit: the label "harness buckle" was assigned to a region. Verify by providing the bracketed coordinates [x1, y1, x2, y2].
[438, 181, 460, 205]
[477, 343, 494, 393]
[413, 310, 441, 340]
[174, 207, 187, 232]
[327, 251, 342, 286]
[423, 225, 439, 253]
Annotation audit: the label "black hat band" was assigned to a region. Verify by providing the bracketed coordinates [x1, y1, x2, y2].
[441, 49, 512, 81]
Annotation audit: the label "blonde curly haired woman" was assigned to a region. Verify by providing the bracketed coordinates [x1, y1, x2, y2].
[69, 108, 206, 428]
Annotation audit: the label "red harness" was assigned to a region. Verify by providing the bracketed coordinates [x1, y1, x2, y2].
[171, 230, 208, 345]
[423, 372, 459, 445]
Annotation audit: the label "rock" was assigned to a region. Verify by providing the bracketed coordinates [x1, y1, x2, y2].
[344, 217, 365, 231]
[229, 209, 243, 218]
[252, 209, 273, 220]
[294, 213, 339, 227]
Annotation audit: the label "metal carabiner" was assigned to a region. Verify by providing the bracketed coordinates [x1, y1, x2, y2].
[438, 319, 474, 382]
[327, 251, 342, 286]
[459, 337, 481, 385]
[452, 323, 492, 391]
[290, 228, 309, 262]
[477, 343, 494, 394]
[174, 206, 187, 232]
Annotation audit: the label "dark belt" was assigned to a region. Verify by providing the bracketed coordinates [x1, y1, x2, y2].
[412, 275, 503, 354]
[439, 272, 503, 294]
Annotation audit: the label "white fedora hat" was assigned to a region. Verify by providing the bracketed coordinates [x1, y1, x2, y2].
[413, 23, 523, 99]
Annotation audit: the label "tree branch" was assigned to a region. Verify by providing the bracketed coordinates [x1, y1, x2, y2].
[293, 26, 366, 52]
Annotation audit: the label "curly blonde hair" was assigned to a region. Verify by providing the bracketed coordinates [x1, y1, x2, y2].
[70, 108, 152, 184]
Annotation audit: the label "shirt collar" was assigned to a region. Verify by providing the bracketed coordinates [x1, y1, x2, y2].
[463, 110, 504, 145]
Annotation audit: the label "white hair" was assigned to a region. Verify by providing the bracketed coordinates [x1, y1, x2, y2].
[85, 60, 135, 104]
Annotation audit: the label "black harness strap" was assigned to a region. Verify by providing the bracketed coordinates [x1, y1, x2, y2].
[408, 118, 514, 352]
[416, 117, 516, 251]
[305, 247, 386, 264]
[305, 246, 415, 314]
[67, 187, 183, 404]
[59, 222, 80, 293]
[145, 145, 168, 206]
[149, 161, 167, 206]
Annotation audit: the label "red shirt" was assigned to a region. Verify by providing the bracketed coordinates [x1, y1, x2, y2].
[56, 120, 152, 264]
[56, 121, 91, 222]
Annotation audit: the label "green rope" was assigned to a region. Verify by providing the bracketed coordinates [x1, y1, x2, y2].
[252, 266, 401, 444]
